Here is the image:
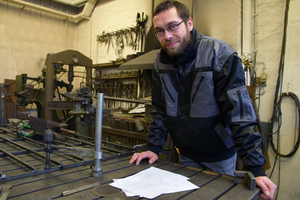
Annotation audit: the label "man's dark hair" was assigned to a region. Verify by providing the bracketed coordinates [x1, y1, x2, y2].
[154, 1, 190, 21]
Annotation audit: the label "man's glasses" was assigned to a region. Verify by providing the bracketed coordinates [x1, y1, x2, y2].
[154, 20, 185, 37]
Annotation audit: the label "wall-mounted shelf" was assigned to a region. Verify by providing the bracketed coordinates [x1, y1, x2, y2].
[94, 75, 139, 80]
[92, 60, 125, 69]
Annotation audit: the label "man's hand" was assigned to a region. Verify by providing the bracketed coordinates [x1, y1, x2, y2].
[129, 151, 159, 165]
[256, 176, 277, 199]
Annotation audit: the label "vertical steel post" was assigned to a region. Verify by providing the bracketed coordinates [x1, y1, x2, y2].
[45, 53, 55, 120]
[0, 84, 6, 126]
[92, 93, 103, 177]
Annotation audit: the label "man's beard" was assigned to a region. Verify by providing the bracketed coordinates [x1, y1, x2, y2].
[161, 32, 191, 58]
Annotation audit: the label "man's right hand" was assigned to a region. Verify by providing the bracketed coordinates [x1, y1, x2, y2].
[129, 150, 159, 165]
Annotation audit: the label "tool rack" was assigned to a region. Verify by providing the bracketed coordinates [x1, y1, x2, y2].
[0, 125, 261, 200]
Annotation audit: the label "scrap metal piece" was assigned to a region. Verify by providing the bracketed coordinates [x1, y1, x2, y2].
[61, 182, 100, 196]
[91, 185, 122, 197]
[51, 145, 93, 157]
[0, 185, 12, 200]
[29, 116, 66, 141]
[234, 171, 256, 190]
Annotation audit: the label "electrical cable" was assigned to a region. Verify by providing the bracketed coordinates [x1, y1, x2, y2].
[269, 0, 299, 157]
[268, 1, 296, 199]
[270, 92, 300, 157]
[270, 0, 290, 129]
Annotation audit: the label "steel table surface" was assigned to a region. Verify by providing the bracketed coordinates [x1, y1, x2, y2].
[0, 127, 261, 200]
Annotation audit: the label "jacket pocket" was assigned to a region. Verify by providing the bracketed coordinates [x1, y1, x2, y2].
[227, 85, 256, 122]
[190, 72, 220, 118]
[159, 73, 178, 117]
[214, 123, 235, 150]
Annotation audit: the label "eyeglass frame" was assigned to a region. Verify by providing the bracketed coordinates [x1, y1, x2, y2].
[153, 19, 185, 37]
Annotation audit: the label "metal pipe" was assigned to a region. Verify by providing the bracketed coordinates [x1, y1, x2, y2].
[99, 96, 152, 104]
[92, 93, 104, 177]
[0, 0, 96, 23]
[242, 0, 252, 56]
[69, 111, 89, 115]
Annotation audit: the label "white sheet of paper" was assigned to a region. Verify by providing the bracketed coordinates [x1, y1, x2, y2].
[109, 166, 199, 199]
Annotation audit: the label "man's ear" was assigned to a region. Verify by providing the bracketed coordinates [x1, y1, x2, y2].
[187, 17, 193, 31]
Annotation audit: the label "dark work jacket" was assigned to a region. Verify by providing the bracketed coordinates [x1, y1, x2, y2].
[148, 28, 266, 177]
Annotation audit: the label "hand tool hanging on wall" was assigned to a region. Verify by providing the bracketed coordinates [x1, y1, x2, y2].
[98, 31, 114, 53]
[96, 11, 148, 61]
[114, 31, 125, 61]
[124, 28, 135, 49]
[135, 12, 148, 51]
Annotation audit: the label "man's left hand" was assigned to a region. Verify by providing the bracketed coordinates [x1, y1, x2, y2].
[256, 176, 277, 199]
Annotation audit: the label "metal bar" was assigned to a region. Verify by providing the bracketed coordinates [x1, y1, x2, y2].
[100, 96, 151, 104]
[0, 185, 12, 200]
[72, 133, 133, 151]
[0, 135, 62, 167]
[102, 126, 148, 140]
[102, 140, 133, 151]
[61, 182, 100, 196]
[0, 160, 94, 183]
[65, 136, 121, 153]
[0, 147, 37, 172]
[51, 146, 93, 157]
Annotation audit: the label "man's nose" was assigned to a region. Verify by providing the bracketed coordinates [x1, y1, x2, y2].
[163, 29, 173, 39]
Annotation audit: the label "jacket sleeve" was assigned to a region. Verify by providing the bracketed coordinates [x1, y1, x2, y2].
[214, 53, 266, 177]
[147, 60, 169, 156]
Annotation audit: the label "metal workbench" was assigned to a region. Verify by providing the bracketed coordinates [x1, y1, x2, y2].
[0, 126, 261, 200]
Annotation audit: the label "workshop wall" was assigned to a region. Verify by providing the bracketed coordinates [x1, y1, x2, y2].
[76, 0, 153, 66]
[0, 2, 77, 84]
[255, 1, 300, 199]
[193, 0, 241, 54]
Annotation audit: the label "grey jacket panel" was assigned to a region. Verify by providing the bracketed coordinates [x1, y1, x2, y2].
[159, 73, 178, 117]
[195, 36, 236, 72]
[227, 85, 256, 122]
[190, 71, 220, 118]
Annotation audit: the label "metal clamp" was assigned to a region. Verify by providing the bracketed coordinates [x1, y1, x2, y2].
[234, 171, 256, 190]
[93, 150, 102, 160]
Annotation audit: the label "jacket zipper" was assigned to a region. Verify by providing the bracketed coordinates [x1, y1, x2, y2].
[237, 90, 244, 119]
[192, 75, 204, 103]
[161, 77, 175, 102]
